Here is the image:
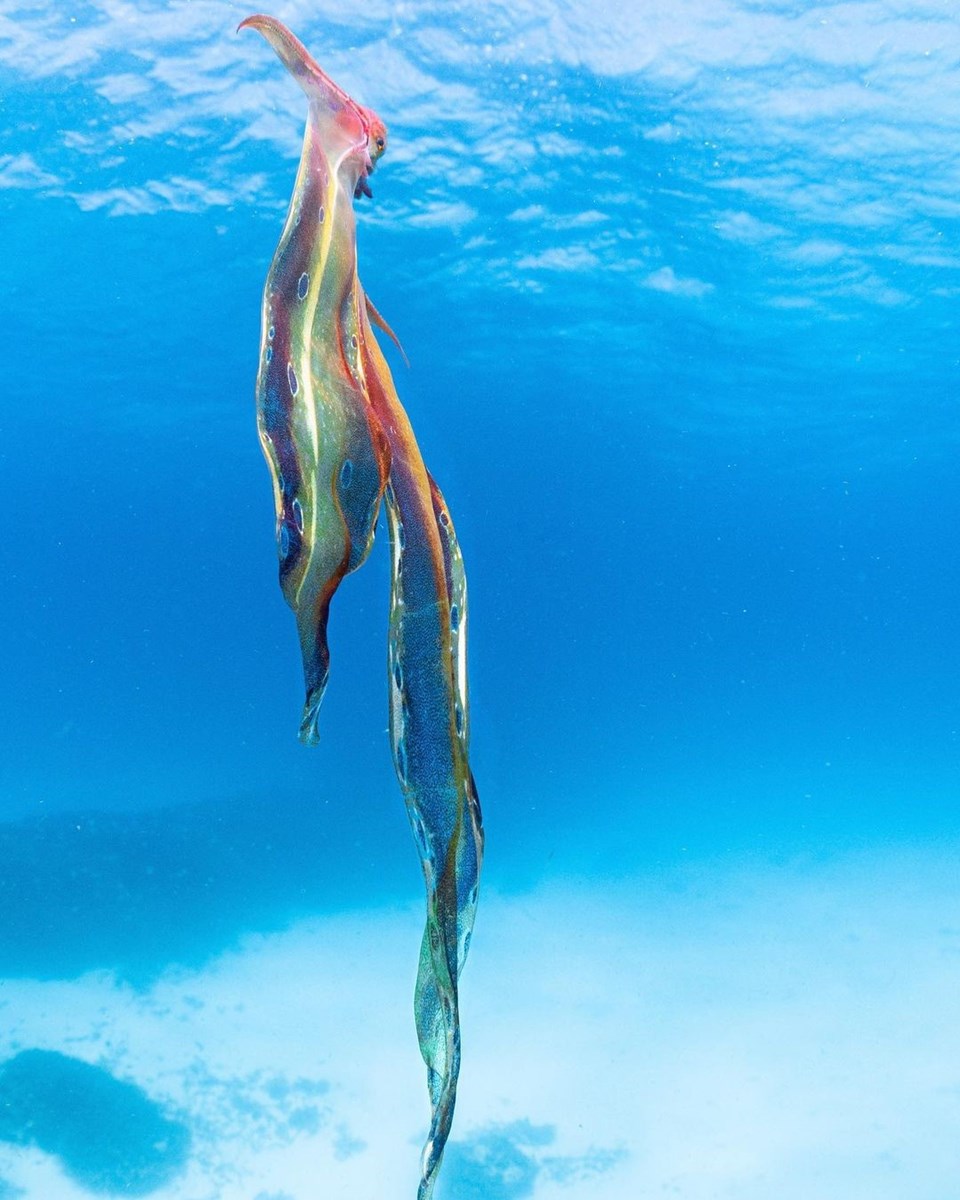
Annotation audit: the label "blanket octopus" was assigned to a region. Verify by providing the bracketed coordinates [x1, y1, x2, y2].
[240, 16, 484, 1199]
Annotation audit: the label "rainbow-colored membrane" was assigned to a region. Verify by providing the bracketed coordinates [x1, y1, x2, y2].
[241, 16, 484, 1198]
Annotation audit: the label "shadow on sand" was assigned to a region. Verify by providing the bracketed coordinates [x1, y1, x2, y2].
[0, 1050, 190, 1194]
[0, 792, 410, 985]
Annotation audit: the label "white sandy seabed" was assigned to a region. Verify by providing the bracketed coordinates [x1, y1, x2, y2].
[0, 844, 958, 1200]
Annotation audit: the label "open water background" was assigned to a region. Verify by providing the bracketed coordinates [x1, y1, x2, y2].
[1, 3, 959, 1197]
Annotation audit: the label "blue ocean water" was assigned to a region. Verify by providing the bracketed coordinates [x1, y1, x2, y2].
[2, 3, 960, 1198]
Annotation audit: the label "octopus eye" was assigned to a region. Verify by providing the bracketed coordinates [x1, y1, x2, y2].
[376, 137, 385, 150]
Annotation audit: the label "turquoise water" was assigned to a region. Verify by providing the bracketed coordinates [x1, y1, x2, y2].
[2, 2, 959, 1197]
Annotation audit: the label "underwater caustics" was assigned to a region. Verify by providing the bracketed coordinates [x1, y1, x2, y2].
[240, 15, 484, 1199]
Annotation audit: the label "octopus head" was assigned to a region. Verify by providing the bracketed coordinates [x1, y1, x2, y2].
[354, 108, 388, 199]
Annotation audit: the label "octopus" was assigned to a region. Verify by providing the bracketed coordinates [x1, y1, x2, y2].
[240, 16, 484, 1199]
